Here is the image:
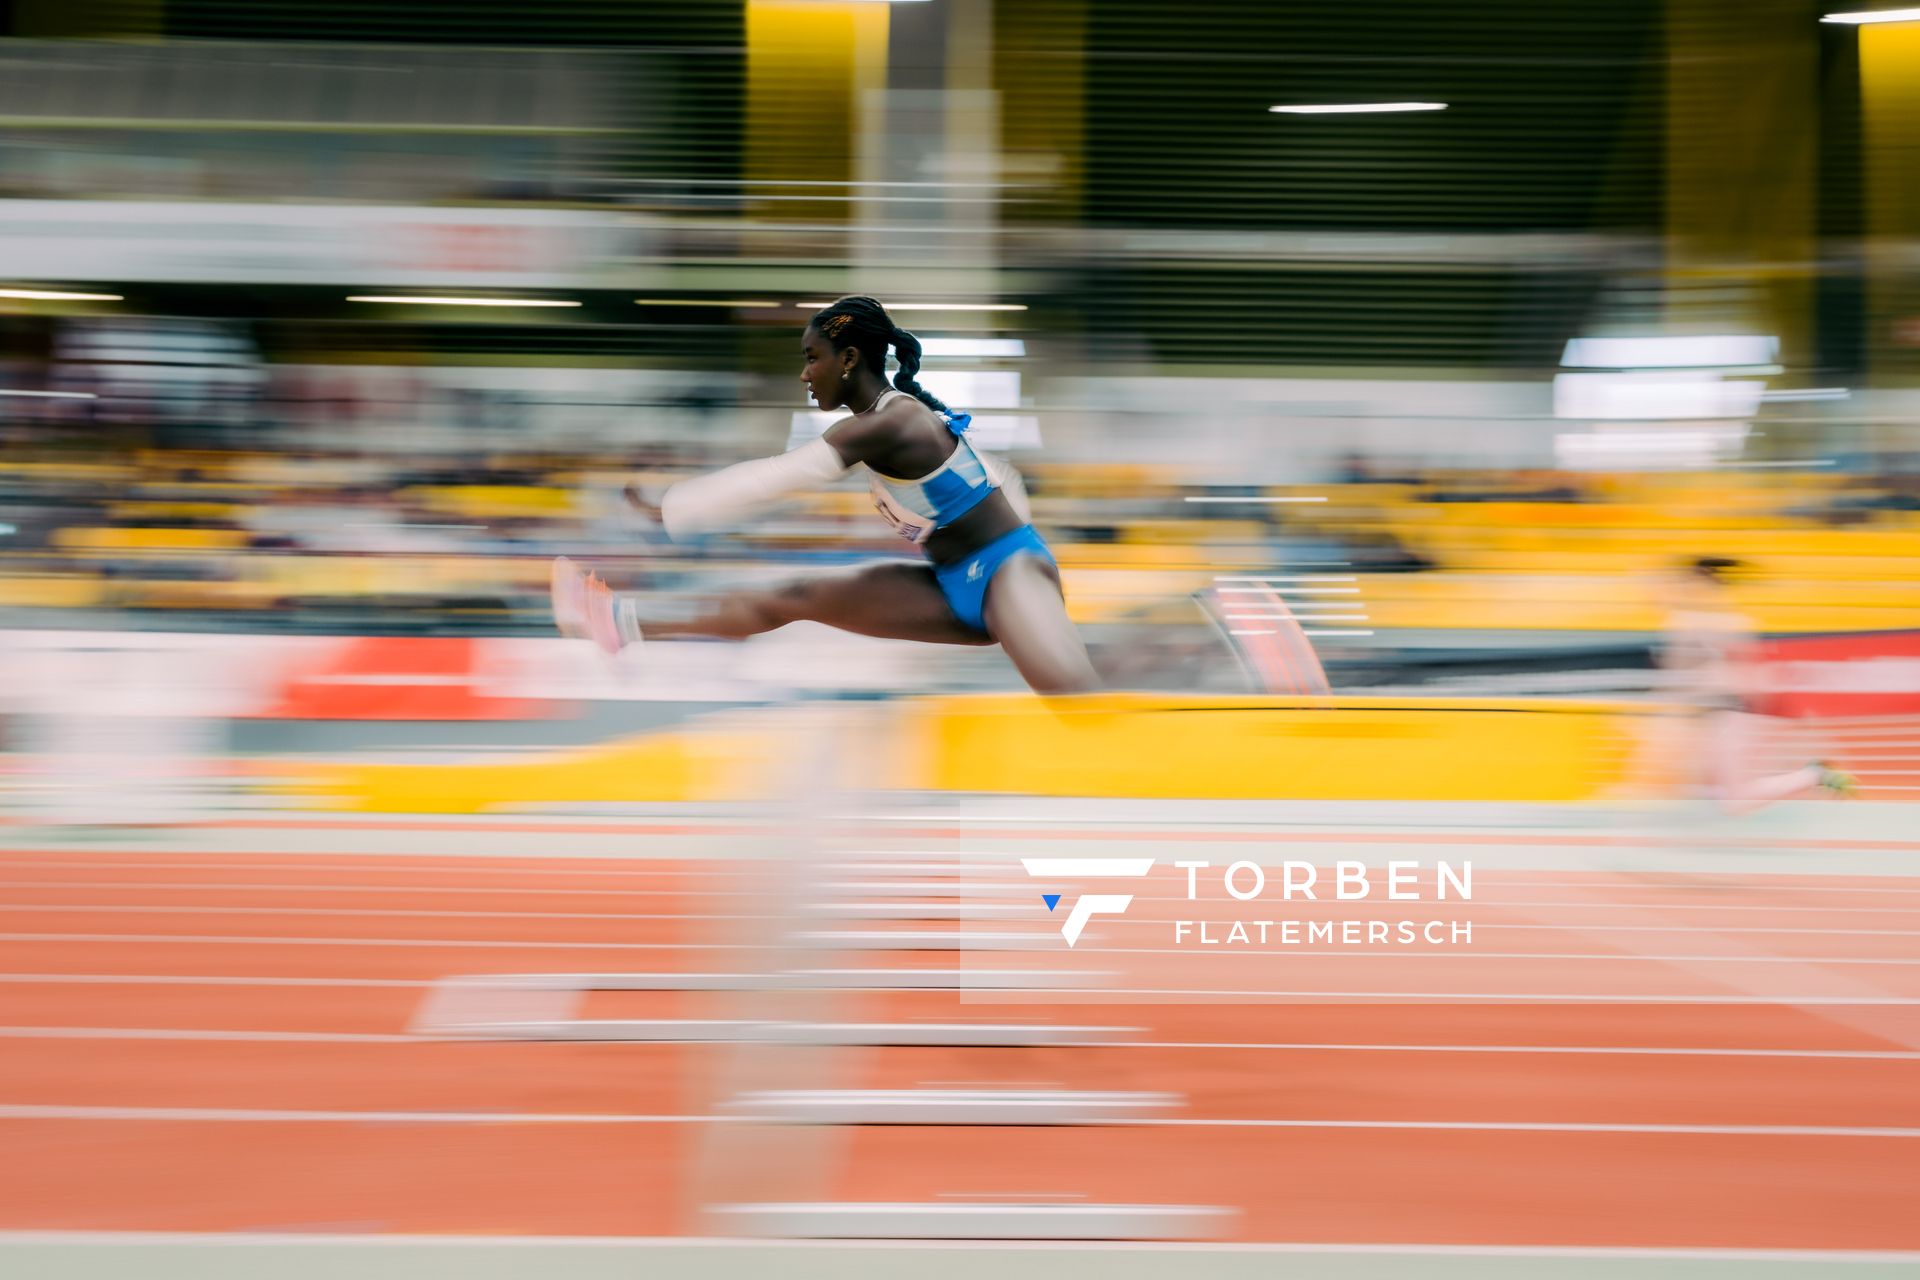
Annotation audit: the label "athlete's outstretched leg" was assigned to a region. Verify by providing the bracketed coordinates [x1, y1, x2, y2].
[1704, 710, 1854, 813]
[981, 556, 1100, 695]
[554, 555, 1095, 694]
[627, 560, 992, 647]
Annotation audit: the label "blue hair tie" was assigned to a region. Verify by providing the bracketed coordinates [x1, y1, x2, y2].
[945, 410, 973, 435]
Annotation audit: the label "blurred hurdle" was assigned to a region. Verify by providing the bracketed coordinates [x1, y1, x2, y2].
[407, 703, 1234, 1241]
[698, 841, 1233, 1241]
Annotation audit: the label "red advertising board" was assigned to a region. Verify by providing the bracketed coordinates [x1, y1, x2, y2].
[1754, 630, 1920, 718]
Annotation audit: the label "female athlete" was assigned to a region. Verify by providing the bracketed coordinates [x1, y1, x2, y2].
[552, 296, 1098, 694]
[1661, 555, 1854, 810]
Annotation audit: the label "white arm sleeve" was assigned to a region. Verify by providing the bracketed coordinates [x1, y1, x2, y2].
[659, 437, 852, 540]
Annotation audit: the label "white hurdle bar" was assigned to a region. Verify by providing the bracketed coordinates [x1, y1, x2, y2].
[724, 1089, 1181, 1125]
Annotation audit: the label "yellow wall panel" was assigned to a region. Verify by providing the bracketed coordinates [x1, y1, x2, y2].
[1862, 22, 1920, 381]
[904, 694, 1635, 802]
[747, 0, 890, 207]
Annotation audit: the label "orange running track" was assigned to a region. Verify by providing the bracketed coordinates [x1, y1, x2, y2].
[1, 846, 1917, 1251]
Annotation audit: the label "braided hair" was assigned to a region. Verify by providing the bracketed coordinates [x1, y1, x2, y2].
[808, 296, 953, 418]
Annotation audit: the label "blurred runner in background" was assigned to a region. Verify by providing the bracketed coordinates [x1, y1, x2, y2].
[1661, 556, 1855, 812]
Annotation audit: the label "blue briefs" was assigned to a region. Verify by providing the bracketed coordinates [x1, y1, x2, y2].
[933, 523, 1056, 634]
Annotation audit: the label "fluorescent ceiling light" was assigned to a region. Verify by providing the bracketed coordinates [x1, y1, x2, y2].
[919, 338, 1026, 358]
[1822, 8, 1920, 23]
[1270, 102, 1447, 115]
[916, 370, 1021, 409]
[346, 296, 581, 308]
[796, 302, 1028, 312]
[0, 288, 122, 301]
[0, 389, 96, 398]
[1761, 387, 1851, 402]
[635, 299, 781, 308]
[1561, 334, 1777, 369]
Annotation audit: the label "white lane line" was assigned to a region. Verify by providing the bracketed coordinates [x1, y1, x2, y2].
[0, 1027, 413, 1043]
[1127, 911, 1920, 938]
[0, 1105, 707, 1123]
[17, 929, 1920, 967]
[0, 959, 1915, 1004]
[1036, 989, 1920, 1005]
[1111, 900, 1920, 913]
[1472, 881, 1920, 895]
[5, 855, 1919, 882]
[0, 933, 740, 950]
[1, 1024, 1911, 1059]
[1475, 925, 1920, 937]
[0, 880, 743, 898]
[22, 882, 1912, 909]
[0, 881, 779, 900]
[19, 900, 1920, 930]
[0, 861, 750, 880]
[15, 914, 1920, 963]
[1, 1232, 1917, 1263]
[5, 869, 1920, 910]
[1125, 1118, 1920, 1137]
[1081, 947, 1920, 965]
[0, 1104, 1915, 1138]
[1116, 1041, 1920, 1060]
[0, 974, 432, 987]
[13, 886, 1920, 915]
[0, 905, 746, 922]
[0, 972, 1098, 993]
[7, 892, 1918, 936]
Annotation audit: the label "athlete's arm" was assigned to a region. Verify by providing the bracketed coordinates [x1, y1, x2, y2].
[656, 397, 918, 540]
[657, 439, 853, 539]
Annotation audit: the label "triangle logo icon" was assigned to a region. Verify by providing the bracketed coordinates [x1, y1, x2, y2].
[1042, 894, 1061, 912]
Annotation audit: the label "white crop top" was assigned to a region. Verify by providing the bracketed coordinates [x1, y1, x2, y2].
[860, 389, 1022, 544]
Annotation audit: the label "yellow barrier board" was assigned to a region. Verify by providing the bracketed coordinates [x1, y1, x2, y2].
[285, 724, 782, 814]
[900, 694, 1636, 802]
[277, 694, 1639, 812]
